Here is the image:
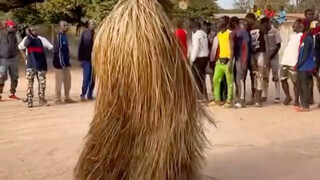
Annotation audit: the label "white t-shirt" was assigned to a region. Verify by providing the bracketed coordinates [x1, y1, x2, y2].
[190, 30, 209, 62]
[18, 36, 53, 51]
[281, 32, 303, 67]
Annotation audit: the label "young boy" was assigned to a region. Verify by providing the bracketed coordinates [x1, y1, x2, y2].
[213, 16, 234, 108]
[229, 16, 250, 108]
[280, 19, 303, 106]
[296, 20, 315, 112]
[263, 20, 282, 103]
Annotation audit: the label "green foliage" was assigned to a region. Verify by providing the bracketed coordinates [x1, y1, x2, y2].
[11, 0, 218, 24]
[172, 0, 218, 20]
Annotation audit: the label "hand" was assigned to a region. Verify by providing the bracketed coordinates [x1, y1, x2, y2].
[265, 60, 271, 69]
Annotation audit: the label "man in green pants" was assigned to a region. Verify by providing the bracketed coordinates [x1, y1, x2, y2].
[213, 16, 234, 108]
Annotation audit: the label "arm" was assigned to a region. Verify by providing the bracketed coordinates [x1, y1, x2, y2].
[190, 32, 200, 62]
[229, 31, 234, 60]
[18, 37, 27, 60]
[40, 37, 53, 51]
[269, 43, 281, 60]
[270, 30, 282, 60]
[210, 36, 219, 62]
[78, 32, 85, 61]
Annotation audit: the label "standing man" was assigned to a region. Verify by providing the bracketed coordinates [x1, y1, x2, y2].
[53, 20, 76, 104]
[245, 13, 258, 105]
[0, 20, 20, 101]
[296, 20, 315, 112]
[263, 20, 282, 103]
[213, 16, 234, 108]
[18, 25, 53, 108]
[174, 18, 188, 60]
[281, 19, 303, 106]
[252, 5, 261, 20]
[248, 17, 269, 107]
[230, 16, 250, 108]
[190, 20, 209, 102]
[78, 20, 96, 101]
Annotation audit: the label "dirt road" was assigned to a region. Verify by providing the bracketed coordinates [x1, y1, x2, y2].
[0, 66, 320, 180]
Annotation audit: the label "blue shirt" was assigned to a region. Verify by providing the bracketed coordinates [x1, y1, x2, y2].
[53, 33, 71, 69]
[277, 10, 286, 24]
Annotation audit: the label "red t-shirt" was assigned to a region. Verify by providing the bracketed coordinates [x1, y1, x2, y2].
[264, 9, 275, 19]
[175, 29, 188, 59]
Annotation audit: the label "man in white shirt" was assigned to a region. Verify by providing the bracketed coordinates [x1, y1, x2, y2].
[18, 25, 53, 107]
[190, 20, 209, 101]
[280, 19, 303, 106]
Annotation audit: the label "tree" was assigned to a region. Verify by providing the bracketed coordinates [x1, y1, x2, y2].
[233, 0, 290, 12]
[173, 0, 218, 20]
[0, 0, 44, 12]
[11, 0, 218, 24]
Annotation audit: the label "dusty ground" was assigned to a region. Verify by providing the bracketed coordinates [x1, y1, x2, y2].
[0, 64, 320, 180]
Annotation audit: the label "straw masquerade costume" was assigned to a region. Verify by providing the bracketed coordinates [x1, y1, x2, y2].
[74, 0, 213, 179]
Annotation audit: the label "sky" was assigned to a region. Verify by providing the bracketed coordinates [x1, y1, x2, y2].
[218, 0, 233, 9]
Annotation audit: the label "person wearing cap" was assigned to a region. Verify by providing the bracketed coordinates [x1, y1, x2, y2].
[0, 20, 20, 101]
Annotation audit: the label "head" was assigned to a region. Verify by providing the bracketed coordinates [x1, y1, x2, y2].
[292, 19, 302, 33]
[218, 16, 229, 30]
[59, 20, 69, 33]
[87, 20, 97, 31]
[29, 25, 39, 37]
[260, 17, 271, 33]
[5, 20, 16, 34]
[173, 18, 184, 29]
[245, 13, 256, 27]
[301, 19, 311, 32]
[190, 20, 201, 32]
[305, 9, 315, 22]
[229, 16, 240, 30]
[253, 5, 258, 12]
[273, 20, 280, 29]
[267, 5, 272, 11]
[279, 6, 284, 11]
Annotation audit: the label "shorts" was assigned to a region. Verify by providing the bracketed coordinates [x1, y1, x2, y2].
[280, 65, 297, 83]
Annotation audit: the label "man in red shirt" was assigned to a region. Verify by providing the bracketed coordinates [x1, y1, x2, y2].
[264, 5, 275, 19]
[174, 18, 188, 59]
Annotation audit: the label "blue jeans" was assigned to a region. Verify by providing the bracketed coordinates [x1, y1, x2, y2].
[81, 61, 95, 98]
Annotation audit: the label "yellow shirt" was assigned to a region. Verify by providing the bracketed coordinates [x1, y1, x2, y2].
[217, 30, 231, 59]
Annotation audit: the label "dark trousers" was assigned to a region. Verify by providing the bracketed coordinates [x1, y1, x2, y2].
[192, 57, 209, 100]
[81, 61, 95, 98]
[0, 60, 19, 94]
[298, 71, 313, 109]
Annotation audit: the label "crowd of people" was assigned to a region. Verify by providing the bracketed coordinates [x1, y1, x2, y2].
[1, 6, 320, 112]
[175, 7, 320, 112]
[0, 19, 96, 108]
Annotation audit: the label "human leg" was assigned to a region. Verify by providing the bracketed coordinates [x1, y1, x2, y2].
[298, 71, 312, 109]
[213, 61, 225, 103]
[81, 61, 91, 99]
[55, 69, 63, 102]
[26, 69, 36, 107]
[37, 70, 47, 101]
[280, 66, 291, 104]
[271, 58, 280, 102]
[7, 61, 19, 97]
